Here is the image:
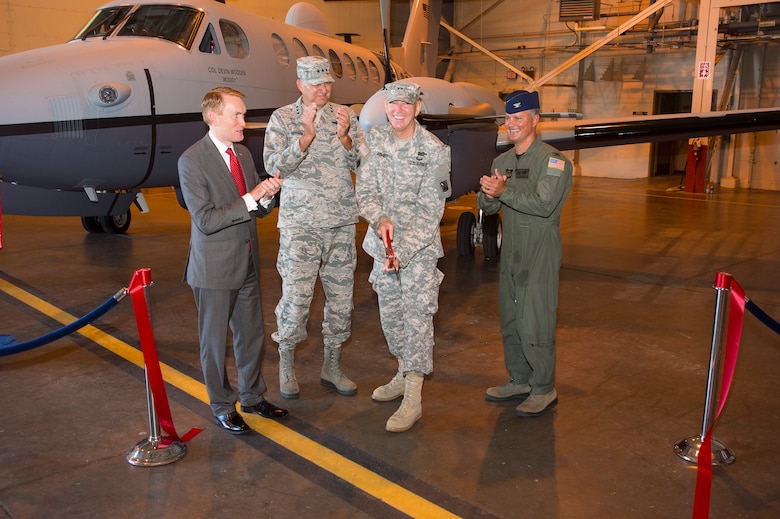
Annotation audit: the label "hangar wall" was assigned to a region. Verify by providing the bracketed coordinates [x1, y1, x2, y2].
[2, 0, 777, 190]
[0, 0, 385, 57]
[447, 0, 779, 190]
[0, 0, 95, 54]
[449, 0, 775, 191]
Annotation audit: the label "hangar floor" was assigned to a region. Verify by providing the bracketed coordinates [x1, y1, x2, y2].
[1, 176, 779, 519]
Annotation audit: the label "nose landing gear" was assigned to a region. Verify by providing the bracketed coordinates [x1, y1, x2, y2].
[80, 210, 132, 234]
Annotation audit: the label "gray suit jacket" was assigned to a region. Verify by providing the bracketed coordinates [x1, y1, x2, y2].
[178, 134, 274, 290]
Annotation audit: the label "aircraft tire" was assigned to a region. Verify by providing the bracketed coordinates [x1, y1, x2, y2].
[99, 210, 131, 234]
[482, 213, 502, 260]
[81, 216, 104, 233]
[456, 211, 476, 256]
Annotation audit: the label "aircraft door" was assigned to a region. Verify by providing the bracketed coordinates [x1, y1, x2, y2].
[65, 66, 156, 191]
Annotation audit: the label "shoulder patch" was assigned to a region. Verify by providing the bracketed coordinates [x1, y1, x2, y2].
[358, 141, 371, 158]
[546, 156, 565, 176]
[548, 157, 565, 171]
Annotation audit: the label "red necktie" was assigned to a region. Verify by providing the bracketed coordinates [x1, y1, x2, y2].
[226, 148, 247, 196]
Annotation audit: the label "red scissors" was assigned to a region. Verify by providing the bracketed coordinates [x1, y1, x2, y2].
[385, 229, 400, 278]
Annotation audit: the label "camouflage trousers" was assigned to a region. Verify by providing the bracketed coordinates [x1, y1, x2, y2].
[369, 256, 443, 375]
[275, 225, 356, 351]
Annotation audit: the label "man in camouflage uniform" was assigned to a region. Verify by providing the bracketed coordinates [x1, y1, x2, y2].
[356, 81, 451, 432]
[263, 56, 363, 399]
[478, 89, 572, 417]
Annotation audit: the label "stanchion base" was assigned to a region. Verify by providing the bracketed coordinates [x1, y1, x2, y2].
[674, 435, 736, 466]
[127, 437, 187, 467]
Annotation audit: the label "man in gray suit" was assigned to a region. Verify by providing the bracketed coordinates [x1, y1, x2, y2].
[178, 86, 287, 434]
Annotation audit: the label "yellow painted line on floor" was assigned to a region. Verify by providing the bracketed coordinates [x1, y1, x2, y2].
[0, 277, 460, 519]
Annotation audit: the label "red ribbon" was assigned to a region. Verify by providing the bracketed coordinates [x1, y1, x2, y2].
[127, 269, 201, 445]
[0, 184, 4, 250]
[716, 273, 745, 419]
[692, 272, 745, 519]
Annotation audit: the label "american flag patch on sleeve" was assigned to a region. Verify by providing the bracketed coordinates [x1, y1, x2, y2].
[548, 157, 565, 171]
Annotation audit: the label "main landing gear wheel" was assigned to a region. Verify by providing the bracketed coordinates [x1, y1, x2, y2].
[80, 216, 103, 233]
[100, 210, 132, 234]
[455, 210, 502, 259]
[457, 211, 477, 256]
[80, 211, 132, 234]
[482, 213, 502, 260]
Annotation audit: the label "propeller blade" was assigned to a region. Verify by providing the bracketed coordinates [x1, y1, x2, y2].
[380, 0, 392, 84]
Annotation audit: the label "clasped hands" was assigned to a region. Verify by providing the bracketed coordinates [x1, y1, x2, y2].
[479, 168, 507, 199]
[300, 103, 352, 152]
[249, 170, 283, 203]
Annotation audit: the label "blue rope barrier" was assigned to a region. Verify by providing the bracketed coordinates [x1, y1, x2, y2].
[746, 298, 780, 335]
[0, 289, 127, 357]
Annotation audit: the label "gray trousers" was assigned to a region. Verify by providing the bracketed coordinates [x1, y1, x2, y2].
[193, 264, 267, 416]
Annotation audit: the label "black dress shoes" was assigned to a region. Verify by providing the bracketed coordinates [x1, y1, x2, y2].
[241, 399, 288, 419]
[214, 411, 251, 434]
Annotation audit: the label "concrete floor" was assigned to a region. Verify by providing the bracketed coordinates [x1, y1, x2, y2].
[1, 176, 779, 519]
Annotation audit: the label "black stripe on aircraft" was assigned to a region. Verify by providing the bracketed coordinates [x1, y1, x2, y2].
[0, 108, 277, 138]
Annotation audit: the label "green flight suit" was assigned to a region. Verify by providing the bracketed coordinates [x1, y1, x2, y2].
[477, 137, 572, 394]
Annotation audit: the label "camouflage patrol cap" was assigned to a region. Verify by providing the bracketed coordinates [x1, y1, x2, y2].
[505, 90, 540, 114]
[384, 81, 421, 104]
[297, 56, 334, 85]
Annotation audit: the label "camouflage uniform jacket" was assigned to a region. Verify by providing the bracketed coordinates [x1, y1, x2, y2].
[356, 121, 452, 268]
[263, 97, 363, 229]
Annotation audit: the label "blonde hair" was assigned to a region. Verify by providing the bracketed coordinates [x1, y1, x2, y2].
[201, 87, 245, 125]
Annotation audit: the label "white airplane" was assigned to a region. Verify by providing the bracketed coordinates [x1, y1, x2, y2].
[0, 0, 502, 237]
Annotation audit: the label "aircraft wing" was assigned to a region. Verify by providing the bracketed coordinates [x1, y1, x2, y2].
[414, 105, 780, 201]
[537, 107, 780, 151]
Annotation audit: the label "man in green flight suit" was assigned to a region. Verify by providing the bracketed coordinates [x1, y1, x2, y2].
[478, 89, 572, 417]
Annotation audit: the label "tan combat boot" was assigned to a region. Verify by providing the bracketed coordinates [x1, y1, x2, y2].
[386, 371, 423, 433]
[279, 348, 299, 399]
[485, 381, 532, 402]
[515, 389, 558, 417]
[320, 346, 357, 395]
[372, 357, 405, 402]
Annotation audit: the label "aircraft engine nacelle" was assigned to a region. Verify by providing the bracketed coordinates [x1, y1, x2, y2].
[358, 77, 504, 129]
[358, 77, 505, 201]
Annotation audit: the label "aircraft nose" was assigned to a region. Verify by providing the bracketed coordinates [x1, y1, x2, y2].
[0, 43, 155, 191]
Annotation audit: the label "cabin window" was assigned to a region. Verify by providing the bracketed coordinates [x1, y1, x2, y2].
[271, 33, 290, 67]
[369, 61, 381, 86]
[355, 57, 369, 83]
[342, 54, 356, 81]
[292, 38, 307, 60]
[198, 23, 220, 54]
[116, 5, 203, 49]
[311, 44, 325, 58]
[74, 6, 133, 39]
[328, 49, 343, 78]
[220, 20, 249, 58]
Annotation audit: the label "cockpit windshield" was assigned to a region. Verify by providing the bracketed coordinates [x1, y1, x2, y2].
[74, 6, 133, 39]
[74, 5, 204, 50]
